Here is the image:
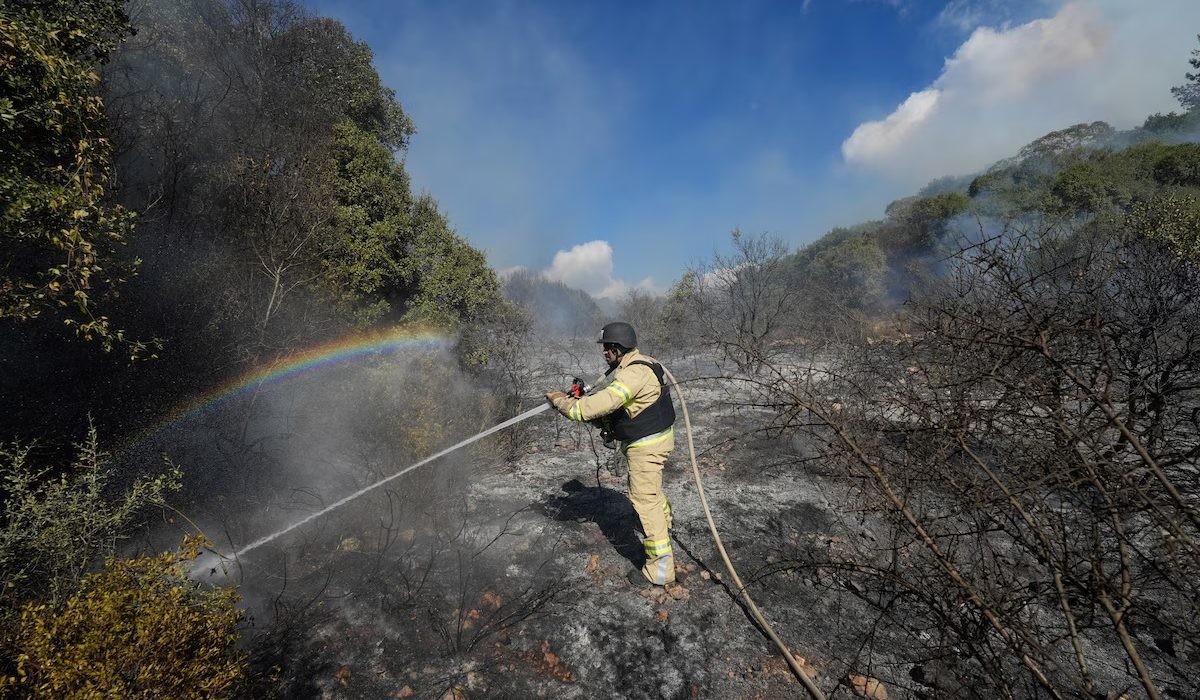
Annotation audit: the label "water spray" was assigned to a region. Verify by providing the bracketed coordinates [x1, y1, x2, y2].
[219, 403, 551, 564]
[199, 377, 596, 573]
[194, 367, 823, 698]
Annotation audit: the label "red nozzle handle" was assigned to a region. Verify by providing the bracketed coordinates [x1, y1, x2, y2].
[568, 377, 587, 398]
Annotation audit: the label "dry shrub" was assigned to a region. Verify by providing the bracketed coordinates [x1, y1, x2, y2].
[2, 536, 246, 699]
[754, 218, 1200, 698]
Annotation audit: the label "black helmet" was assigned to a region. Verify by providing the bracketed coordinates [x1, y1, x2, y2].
[597, 322, 637, 350]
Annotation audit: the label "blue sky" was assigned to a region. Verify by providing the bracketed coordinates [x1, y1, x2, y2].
[304, 0, 1200, 298]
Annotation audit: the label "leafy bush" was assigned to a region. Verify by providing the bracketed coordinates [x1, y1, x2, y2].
[1131, 192, 1200, 262]
[0, 426, 180, 621]
[0, 0, 142, 351]
[1, 536, 246, 699]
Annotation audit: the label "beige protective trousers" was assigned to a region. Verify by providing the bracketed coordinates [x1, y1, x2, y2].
[626, 430, 675, 585]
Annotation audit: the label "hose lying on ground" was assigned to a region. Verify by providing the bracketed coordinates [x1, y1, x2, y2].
[663, 365, 827, 700]
[195, 363, 826, 697]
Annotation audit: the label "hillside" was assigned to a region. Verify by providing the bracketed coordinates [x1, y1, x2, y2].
[2, 2, 1199, 698]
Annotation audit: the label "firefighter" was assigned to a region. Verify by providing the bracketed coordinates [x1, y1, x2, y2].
[545, 322, 678, 587]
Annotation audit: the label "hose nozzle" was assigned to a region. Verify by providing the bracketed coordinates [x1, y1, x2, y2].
[567, 377, 590, 398]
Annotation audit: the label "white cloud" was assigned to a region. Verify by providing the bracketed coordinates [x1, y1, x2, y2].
[542, 240, 659, 300]
[841, 0, 1200, 184]
[842, 89, 942, 164]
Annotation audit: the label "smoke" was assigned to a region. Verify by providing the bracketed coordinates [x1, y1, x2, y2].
[124, 349, 454, 543]
[502, 268, 602, 338]
[119, 342, 584, 697]
[842, 0, 1200, 185]
[120, 341, 581, 624]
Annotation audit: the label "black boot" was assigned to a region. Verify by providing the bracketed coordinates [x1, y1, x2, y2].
[627, 567, 660, 588]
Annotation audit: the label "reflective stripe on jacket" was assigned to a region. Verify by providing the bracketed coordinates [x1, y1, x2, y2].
[552, 349, 667, 429]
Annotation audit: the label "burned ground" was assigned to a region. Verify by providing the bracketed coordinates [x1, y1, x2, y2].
[139, 327, 1197, 700]
[150, 343, 919, 699]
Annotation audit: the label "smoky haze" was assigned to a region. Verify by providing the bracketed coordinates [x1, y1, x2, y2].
[121, 344, 578, 640]
[502, 269, 603, 338]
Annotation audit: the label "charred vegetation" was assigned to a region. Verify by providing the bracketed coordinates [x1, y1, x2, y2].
[3, 2, 1200, 697]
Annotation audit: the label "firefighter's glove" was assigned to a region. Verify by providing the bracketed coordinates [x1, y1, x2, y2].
[544, 391, 567, 405]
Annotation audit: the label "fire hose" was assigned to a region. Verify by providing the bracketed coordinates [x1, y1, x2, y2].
[208, 369, 826, 697]
[661, 365, 826, 699]
[568, 370, 824, 697]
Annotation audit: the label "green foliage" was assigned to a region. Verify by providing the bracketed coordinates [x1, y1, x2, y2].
[969, 124, 1120, 212]
[0, 426, 181, 617]
[1, 536, 246, 699]
[0, 1, 142, 351]
[100, 1, 499, 348]
[1046, 160, 1132, 214]
[323, 118, 413, 326]
[789, 223, 878, 267]
[400, 196, 501, 326]
[909, 191, 971, 221]
[960, 116, 1200, 272]
[917, 174, 974, 197]
[978, 137, 1200, 224]
[275, 17, 415, 151]
[1129, 193, 1200, 262]
[1141, 111, 1198, 135]
[879, 191, 970, 254]
[1152, 143, 1200, 187]
[1041, 143, 1200, 216]
[1170, 33, 1200, 111]
[804, 233, 889, 311]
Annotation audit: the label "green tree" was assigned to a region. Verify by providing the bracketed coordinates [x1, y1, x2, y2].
[1170, 33, 1200, 111]
[100, 2, 500, 350]
[322, 118, 414, 326]
[805, 233, 889, 312]
[401, 196, 500, 326]
[0, 0, 139, 350]
[879, 191, 970, 254]
[1152, 143, 1200, 187]
[1141, 111, 1198, 135]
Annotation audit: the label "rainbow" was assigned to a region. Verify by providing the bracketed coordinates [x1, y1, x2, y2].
[125, 325, 452, 451]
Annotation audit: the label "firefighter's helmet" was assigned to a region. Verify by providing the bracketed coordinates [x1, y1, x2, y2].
[597, 322, 637, 350]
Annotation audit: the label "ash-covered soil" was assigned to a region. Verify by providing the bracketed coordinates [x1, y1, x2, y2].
[207, 349, 919, 699]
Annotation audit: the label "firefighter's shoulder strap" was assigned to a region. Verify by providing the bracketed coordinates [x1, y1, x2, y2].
[626, 359, 665, 382]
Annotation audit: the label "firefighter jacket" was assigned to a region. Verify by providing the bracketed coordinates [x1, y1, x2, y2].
[551, 349, 676, 448]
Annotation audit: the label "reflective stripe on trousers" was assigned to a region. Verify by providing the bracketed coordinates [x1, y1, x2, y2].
[627, 430, 675, 585]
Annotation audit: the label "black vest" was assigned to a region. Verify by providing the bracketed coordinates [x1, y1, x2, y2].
[607, 360, 676, 442]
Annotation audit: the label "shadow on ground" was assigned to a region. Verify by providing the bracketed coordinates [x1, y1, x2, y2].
[535, 478, 643, 568]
